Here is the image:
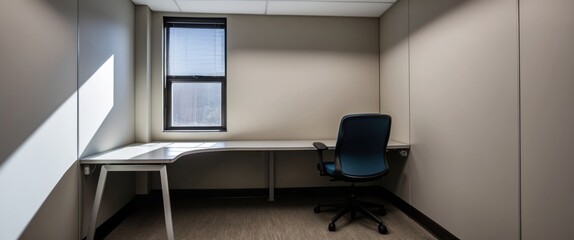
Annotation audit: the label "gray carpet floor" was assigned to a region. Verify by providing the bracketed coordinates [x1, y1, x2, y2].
[104, 195, 436, 240]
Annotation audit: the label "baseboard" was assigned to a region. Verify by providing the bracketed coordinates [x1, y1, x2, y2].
[88, 186, 457, 240]
[168, 188, 269, 199]
[380, 188, 459, 240]
[166, 186, 384, 199]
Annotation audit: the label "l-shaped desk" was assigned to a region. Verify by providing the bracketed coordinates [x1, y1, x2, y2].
[81, 140, 409, 240]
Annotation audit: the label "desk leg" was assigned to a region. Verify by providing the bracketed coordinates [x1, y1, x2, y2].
[86, 165, 174, 240]
[87, 165, 109, 240]
[160, 166, 175, 240]
[268, 151, 275, 201]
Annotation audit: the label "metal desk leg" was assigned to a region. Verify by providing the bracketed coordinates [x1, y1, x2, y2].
[268, 151, 275, 201]
[86, 165, 174, 240]
[87, 165, 109, 240]
[159, 166, 175, 240]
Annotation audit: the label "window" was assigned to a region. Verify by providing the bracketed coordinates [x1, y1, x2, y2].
[164, 17, 226, 131]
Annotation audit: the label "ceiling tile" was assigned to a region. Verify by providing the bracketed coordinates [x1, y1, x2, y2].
[266, 1, 393, 17]
[132, 0, 180, 12]
[177, 0, 267, 15]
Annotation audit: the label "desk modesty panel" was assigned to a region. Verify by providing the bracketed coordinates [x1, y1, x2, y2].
[80, 140, 410, 164]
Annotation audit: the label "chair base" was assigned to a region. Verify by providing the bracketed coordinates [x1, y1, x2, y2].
[314, 195, 388, 234]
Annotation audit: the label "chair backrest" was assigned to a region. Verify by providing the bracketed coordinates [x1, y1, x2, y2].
[334, 114, 392, 181]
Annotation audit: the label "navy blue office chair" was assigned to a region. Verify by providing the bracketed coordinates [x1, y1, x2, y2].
[313, 113, 391, 234]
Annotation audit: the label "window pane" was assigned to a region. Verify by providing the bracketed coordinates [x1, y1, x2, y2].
[168, 27, 225, 76]
[171, 82, 222, 127]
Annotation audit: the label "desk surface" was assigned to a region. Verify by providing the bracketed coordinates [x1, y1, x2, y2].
[81, 140, 409, 164]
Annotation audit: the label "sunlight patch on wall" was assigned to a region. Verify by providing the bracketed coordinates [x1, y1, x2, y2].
[0, 92, 77, 240]
[79, 55, 115, 155]
[0, 55, 116, 239]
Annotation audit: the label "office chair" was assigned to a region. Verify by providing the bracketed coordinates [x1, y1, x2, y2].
[313, 113, 391, 234]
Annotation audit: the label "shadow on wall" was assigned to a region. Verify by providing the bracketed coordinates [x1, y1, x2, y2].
[381, 151, 409, 193]
[1, 51, 117, 168]
[0, 52, 117, 239]
[0, 0, 129, 166]
[19, 163, 80, 239]
[0, 0, 79, 239]
[0, 0, 134, 239]
[0, 0, 76, 167]
[0, 0, 125, 239]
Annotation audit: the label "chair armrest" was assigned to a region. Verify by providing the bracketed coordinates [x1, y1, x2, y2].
[313, 142, 328, 175]
[313, 142, 328, 151]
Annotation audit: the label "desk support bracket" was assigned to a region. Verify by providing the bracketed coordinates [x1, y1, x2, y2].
[83, 165, 96, 176]
[398, 149, 409, 158]
[387, 148, 410, 160]
[268, 151, 275, 201]
[87, 165, 174, 240]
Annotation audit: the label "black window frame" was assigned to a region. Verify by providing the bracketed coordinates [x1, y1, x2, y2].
[163, 17, 227, 131]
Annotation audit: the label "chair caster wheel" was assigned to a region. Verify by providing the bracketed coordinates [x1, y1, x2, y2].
[379, 207, 387, 216]
[328, 222, 336, 232]
[378, 224, 388, 234]
[313, 206, 321, 213]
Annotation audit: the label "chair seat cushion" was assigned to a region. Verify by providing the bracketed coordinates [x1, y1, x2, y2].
[323, 162, 336, 175]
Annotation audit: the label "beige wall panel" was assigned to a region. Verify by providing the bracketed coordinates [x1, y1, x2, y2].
[379, 0, 411, 202]
[0, 0, 78, 238]
[520, 0, 574, 239]
[134, 5, 153, 195]
[150, 14, 379, 141]
[408, 0, 519, 239]
[135, 5, 152, 143]
[380, 0, 410, 144]
[78, 0, 135, 158]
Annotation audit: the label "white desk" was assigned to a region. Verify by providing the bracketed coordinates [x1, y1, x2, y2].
[81, 140, 409, 240]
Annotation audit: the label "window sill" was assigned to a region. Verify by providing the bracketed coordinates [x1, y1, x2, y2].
[162, 129, 227, 133]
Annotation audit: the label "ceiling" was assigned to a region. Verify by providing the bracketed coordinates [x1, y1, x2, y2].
[132, 0, 397, 18]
